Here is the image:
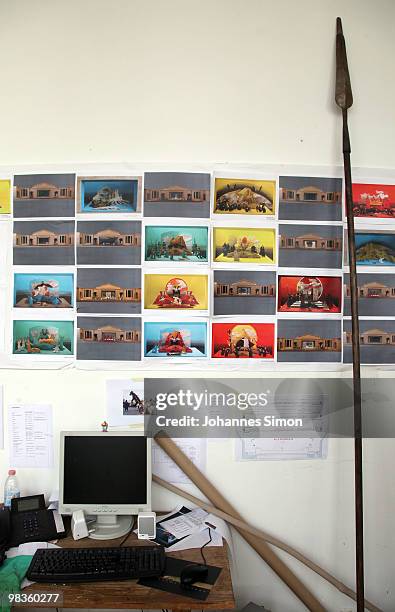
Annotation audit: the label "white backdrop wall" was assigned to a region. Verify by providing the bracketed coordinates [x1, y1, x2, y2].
[0, 1, 394, 611]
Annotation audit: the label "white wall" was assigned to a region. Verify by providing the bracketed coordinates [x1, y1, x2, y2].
[0, 1, 395, 611]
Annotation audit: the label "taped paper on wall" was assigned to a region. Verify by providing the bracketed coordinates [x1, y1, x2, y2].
[8, 404, 54, 468]
[235, 437, 328, 461]
[152, 438, 207, 484]
[106, 379, 144, 427]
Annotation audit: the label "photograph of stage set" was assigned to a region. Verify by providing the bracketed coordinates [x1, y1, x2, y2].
[0, 1, 394, 612]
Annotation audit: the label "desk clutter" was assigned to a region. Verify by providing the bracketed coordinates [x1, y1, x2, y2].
[0, 430, 382, 610]
[1, 167, 395, 366]
[0, 431, 226, 604]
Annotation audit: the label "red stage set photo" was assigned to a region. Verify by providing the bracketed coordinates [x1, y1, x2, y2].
[212, 322, 275, 358]
[352, 183, 395, 218]
[277, 276, 342, 313]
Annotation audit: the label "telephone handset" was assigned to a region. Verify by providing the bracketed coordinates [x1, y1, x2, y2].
[0, 494, 66, 565]
[9, 494, 65, 546]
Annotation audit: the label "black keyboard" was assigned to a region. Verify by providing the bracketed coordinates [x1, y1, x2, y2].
[27, 545, 166, 583]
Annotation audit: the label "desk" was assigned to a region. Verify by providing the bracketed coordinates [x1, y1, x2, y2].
[19, 527, 235, 611]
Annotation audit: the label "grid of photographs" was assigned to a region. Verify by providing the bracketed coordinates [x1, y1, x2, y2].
[1, 169, 394, 365]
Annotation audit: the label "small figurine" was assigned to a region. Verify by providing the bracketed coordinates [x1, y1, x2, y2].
[101, 420, 109, 432]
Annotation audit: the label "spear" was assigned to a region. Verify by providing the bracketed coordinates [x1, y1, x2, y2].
[335, 17, 365, 610]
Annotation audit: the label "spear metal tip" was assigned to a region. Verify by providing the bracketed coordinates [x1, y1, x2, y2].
[335, 18, 353, 110]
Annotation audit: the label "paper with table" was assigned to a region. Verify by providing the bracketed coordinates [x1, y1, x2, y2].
[235, 437, 328, 461]
[149, 505, 234, 559]
[160, 507, 208, 539]
[152, 438, 207, 484]
[8, 404, 53, 468]
[235, 389, 329, 460]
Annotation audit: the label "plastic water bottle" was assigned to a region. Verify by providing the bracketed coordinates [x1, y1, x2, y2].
[4, 469, 20, 507]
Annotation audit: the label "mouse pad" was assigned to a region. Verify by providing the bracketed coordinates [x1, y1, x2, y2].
[138, 557, 223, 601]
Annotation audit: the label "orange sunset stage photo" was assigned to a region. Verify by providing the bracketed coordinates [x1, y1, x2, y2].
[211, 322, 275, 359]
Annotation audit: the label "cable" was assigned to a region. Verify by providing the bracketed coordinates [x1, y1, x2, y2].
[199, 527, 212, 565]
[119, 516, 137, 547]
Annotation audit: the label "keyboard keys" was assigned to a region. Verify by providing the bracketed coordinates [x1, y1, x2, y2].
[27, 546, 166, 583]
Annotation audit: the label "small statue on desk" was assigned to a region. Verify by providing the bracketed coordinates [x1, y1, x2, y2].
[101, 421, 108, 432]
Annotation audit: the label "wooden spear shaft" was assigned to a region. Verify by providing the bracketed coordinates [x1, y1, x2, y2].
[154, 432, 326, 611]
[335, 17, 365, 610]
[153, 475, 381, 612]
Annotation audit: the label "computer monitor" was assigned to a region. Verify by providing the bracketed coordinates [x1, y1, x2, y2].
[59, 431, 151, 540]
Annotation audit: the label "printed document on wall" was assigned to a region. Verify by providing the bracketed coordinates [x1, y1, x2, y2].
[8, 404, 53, 468]
[152, 438, 207, 484]
[235, 437, 328, 461]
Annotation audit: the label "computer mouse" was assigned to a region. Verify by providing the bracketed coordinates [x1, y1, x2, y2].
[180, 563, 209, 587]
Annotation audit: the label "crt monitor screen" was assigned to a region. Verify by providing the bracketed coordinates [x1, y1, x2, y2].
[63, 435, 148, 505]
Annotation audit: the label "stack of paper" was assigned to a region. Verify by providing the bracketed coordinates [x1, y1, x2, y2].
[150, 505, 234, 558]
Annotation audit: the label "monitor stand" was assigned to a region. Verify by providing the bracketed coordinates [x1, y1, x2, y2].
[89, 515, 133, 540]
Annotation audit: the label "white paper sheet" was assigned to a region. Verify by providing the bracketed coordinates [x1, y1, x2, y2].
[152, 438, 207, 484]
[8, 404, 53, 468]
[160, 507, 208, 539]
[161, 513, 233, 555]
[235, 437, 328, 461]
[168, 526, 223, 552]
[150, 505, 224, 553]
[106, 379, 144, 427]
[6, 541, 59, 560]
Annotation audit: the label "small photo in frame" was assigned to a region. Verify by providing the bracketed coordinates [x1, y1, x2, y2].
[352, 183, 395, 219]
[144, 273, 208, 311]
[277, 275, 342, 314]
[77, 268, 141, 314]
[213, 227, 276, 264]
[213, 270, 276, 316]
[211, 322, 275, 359]
[277, 320, 341, 362]
[13, 174, 75, 218]
[77, 176, 141, 213]
[145, 225, 208, 263]
[214, 177, 275, 216]
[279, 176, 342, 221]
[347, 230, 395, 267]
[344, 273, 395, 316]
[77, 220, 141, 265]
[0, 180, 11, 214]
[13, 320, 74, 355]
[343, 319, 395, 364]
[106, 379, 144, 427]
[13, 220, 75, 265]
[144, 321, 207, 358]
[13, 272, 74, 309]
[77, 316, 142, 361]
[279, 224, 342, 269]
[144, 172, 210, 218]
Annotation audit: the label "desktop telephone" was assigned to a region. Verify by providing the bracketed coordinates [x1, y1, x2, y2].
[0, 494, 66, 564]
